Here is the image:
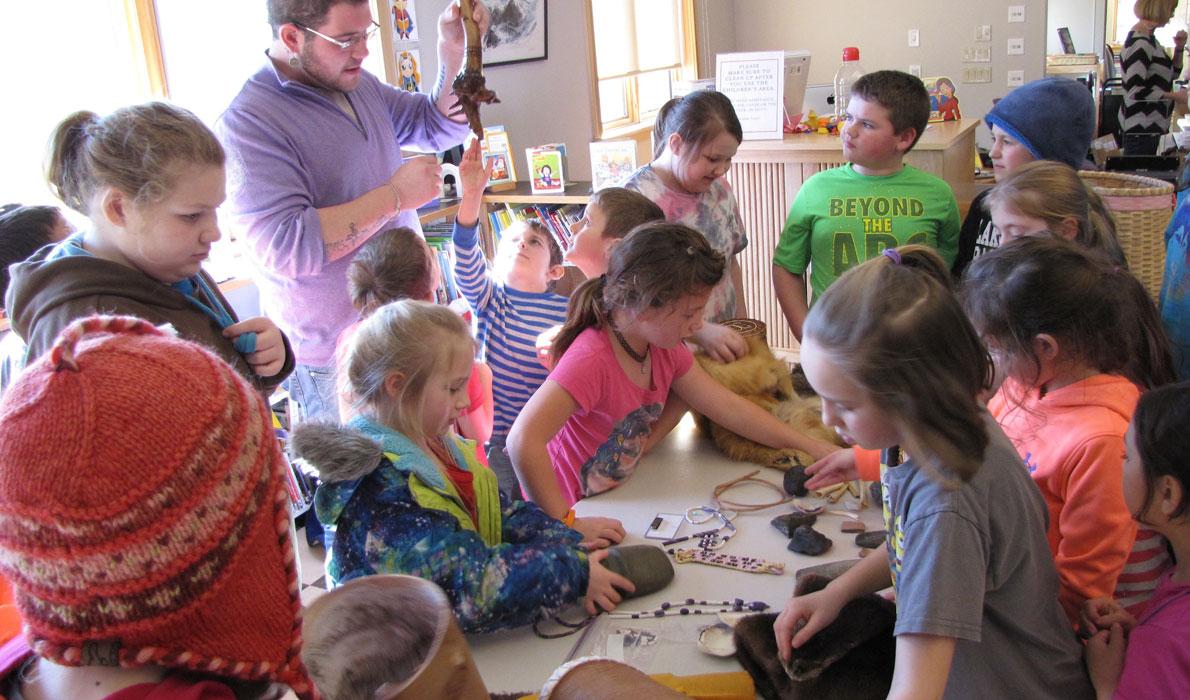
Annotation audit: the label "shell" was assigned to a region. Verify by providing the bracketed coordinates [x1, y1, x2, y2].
[792, 499, 824, 514]
[698, 622, 737, 657]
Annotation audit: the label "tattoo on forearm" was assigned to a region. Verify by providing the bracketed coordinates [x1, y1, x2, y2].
[432, 61, 450, 103]
[328, 222, 366, 256]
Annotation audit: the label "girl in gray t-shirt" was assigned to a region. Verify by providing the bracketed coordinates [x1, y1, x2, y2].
[774, 245, 1091, 699]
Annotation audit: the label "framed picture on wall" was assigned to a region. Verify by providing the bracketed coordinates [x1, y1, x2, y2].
[484, 0, 547, 67]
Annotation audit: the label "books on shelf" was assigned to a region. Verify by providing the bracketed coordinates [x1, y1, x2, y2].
[487, 202, 584, 254]
[422, 221, 461, 304]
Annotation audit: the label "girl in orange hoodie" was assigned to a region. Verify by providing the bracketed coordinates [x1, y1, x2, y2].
[962, 237, 1176, 624]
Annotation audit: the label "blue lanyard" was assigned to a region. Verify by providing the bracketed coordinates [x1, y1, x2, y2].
[172, 276, 256, 354]
[49, 234, 257, 354]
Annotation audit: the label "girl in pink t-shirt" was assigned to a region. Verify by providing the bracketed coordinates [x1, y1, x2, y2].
[1084, 381, 1190, 700]
[507, 222, 840, 542]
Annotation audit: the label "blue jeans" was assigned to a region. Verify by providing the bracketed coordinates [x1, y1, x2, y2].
[287, 363, 340, 425]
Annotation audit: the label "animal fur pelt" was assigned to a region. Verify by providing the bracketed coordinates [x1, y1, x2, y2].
[732, 573, 896, 700]
[694, 334, 841, 469]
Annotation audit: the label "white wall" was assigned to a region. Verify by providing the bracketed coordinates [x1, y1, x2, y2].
[1046, 0, 1107, 55]
[411, 0, 597, 180]
[723, 0, 1049, 148]
[402, 1, 1113, 174]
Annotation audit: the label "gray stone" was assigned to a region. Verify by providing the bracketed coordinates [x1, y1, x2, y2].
[771, 511, 818, 537]
[783, 465, 811, 497]
[602, 545, 674, 597]
[855, 531, 887, 549]
[787, 525, 833, 556]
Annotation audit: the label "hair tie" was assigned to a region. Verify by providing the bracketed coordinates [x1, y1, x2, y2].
[882, 248, 902, 265]
[49, 315, 164, 372]
[686, 246, 695, 256]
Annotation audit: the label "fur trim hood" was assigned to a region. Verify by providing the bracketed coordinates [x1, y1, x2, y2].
[291, 421, 385, 483]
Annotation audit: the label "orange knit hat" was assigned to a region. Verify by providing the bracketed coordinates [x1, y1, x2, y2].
[0, 316, 315, 698]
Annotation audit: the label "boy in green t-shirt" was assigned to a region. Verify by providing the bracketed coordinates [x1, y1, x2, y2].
[772, 70, 960, 340]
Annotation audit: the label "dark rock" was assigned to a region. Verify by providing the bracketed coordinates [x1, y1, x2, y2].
[771, 511, 818, 537]
[869, 481, 882, 504]
[601, 545, 674, 597]
[787, 525, 833, 556]
[783, 465, 811, 497]
[794, 559, 859, 589]
[855, 531, 887, 549]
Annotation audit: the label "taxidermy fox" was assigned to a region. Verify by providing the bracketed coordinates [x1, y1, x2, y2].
[694, 332, 841, 469]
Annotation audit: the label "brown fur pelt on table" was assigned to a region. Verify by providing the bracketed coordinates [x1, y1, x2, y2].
[694, 332, 841, 469]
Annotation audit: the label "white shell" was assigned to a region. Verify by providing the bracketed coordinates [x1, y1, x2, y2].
[792, 499, 824, 514]
[698, 622, 736, 657]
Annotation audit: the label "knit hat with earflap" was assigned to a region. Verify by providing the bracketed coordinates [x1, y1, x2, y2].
[984, 76, 1096, 169]
[0, 316, 316, 699]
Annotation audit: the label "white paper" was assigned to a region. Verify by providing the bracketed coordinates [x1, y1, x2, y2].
[715, 51, 786, 140]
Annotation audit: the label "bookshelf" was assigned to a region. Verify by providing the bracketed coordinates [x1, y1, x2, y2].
[418, 182, 594, 300]
[482, 180, 593, 205]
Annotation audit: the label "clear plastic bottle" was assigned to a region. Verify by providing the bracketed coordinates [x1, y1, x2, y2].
[833, 47, 865, 125]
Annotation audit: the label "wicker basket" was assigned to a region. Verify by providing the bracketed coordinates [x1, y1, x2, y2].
[1078, 170, 1174, 301]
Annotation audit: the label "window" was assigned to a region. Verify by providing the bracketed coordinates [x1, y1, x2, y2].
[587, 0, 696, 138]
[0, 1, 149, 211]
[1, 0, 389, 282]
[1108, 0, 1190, 46]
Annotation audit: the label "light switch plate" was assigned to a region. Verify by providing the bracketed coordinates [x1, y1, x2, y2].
[976, 25, 992, 42]
[1008, 5, 1025, 23]
[908, 29, 920, 47]
[1007, 69, 1024, 87]
[962, 66, 992, 84]
[909, 64, 922, 77]
[1007, 37, 1024, 55]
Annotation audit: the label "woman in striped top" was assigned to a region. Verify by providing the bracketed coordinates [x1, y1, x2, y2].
[1120, 0, 1187, 136]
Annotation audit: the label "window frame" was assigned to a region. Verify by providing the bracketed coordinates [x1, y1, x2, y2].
[585, 0, 699, 140]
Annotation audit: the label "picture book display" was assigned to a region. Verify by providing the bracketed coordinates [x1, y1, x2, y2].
[589, 140, 637, 191]
[924, 76, 961, 122]
[527, 143, 566, 194]
[481, 125, 517, 191]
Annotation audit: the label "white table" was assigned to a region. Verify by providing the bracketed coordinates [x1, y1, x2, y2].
[468, 416, 883, 693]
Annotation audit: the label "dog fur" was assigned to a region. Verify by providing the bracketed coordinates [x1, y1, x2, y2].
[694, 334, 841, 469]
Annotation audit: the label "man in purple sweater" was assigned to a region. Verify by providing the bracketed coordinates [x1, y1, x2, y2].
[217, 0, 486, 422]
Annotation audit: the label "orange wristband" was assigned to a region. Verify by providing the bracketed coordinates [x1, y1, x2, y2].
[562, 509, 576, 526]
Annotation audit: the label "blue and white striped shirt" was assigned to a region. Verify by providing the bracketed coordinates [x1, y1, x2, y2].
[452, 223, 570, 440]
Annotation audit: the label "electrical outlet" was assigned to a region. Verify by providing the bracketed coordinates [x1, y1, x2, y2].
[1007, 37, 1024, 55]
[976, 25, 992, 42]
[909, 64, 922, 77]
[1008, 5, 1025, 23]
[1007, 69, 1024, 87]
[908, 29, 920, 48]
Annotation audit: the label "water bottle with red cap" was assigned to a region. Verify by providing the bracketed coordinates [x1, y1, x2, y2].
[833, 47, 865, 126]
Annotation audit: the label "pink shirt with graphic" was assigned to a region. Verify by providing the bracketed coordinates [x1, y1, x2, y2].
[547, 327, 694, 505]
